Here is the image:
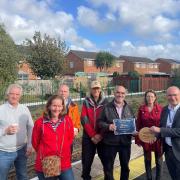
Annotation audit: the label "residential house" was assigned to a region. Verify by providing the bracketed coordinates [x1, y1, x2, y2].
[18, 61, 38, 80]
[66, 50, 124, 75]
[119, 55, 159, 75]
[155, 58, 180, 75]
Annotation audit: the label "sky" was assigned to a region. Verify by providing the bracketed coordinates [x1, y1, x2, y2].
[0, 0, 180, 60]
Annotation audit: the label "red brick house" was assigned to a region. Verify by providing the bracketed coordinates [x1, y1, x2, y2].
[119, 55, 159, 75]
[66, 50, 124, 75]
[18, 61, 38, 80]
[155, 58, 180, 75]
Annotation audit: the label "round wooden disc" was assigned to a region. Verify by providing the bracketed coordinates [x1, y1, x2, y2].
[138, 127, 156, 143]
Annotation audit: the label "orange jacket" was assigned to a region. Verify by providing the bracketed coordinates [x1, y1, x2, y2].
[67, 101, 81, 131]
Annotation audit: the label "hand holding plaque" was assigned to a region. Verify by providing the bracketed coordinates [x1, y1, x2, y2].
[113, 118, 136, 135]
[139, 127, 157, 143]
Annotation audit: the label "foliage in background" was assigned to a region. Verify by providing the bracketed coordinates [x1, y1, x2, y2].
[0, 24, 20, 96]
[95, 51, 115, 72]
[171, 68, 180, 87]
[113, 71, 120, 77]
[128, 71, 140, 78]
[24, 31, 69, 79]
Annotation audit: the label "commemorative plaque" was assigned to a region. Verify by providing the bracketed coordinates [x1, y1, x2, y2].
[113, 118, 136, 135]
[139, 127, 157, 143]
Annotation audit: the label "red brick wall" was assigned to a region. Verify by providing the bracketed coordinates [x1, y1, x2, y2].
[123, 61, 134, 73]
[84, 62, 123, 74]
[134, 66, 158, 74]
[123, 61, 159, 75]
[156, 59, 171, 74]
[66, 52, 84, 75]
[18, 63, 37, 80]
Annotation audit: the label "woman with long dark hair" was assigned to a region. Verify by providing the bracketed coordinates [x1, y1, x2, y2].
[136, 90, 163, 180]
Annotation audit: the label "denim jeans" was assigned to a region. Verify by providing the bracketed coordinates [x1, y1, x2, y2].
[0, 146, 28, 180]
[37, 168, 74, 180]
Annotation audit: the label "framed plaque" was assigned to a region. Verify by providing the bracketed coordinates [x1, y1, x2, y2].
[113, 118, 136, 135]
[139, 127, 157, 143]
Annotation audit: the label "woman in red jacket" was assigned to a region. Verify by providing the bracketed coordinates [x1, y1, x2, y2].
[136, 90, 163, 180]
[32, 95, 74, 180]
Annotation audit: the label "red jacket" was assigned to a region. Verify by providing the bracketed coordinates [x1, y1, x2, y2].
[135, 103, 163, 156]
[32, 115, 74, 172]
[81, 95, 108, 137]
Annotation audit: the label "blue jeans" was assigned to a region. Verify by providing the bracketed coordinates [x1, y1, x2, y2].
[37, 168, 74, 180]
[0, 146, 28, 180]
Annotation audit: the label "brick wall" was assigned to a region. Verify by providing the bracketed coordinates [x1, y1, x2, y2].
[123, 61, 159, 75]
[18, 62, 37, 80]
[84, 62, 123, 74]
[156, 59, 171, 74]
[66, 52, 84, 75]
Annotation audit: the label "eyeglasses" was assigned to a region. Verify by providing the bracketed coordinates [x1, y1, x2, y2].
[167, 94, 178, 97]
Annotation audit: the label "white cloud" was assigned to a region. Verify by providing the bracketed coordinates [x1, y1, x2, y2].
[77, 6, 118, 32]
[108, 40, 180, 60]
[0, 0, 96, 50]
[89, 0, 180, 41]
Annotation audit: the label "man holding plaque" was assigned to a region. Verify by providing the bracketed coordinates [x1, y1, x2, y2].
[150, 86, 180, 180]
[97, 85, 134, 180]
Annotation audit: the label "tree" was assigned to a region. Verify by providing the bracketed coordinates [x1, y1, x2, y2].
[0, 24, 19, 85]
[24, 31, 69, 79]
[95, 51, 115, 72]
[128, 71, 140, 78]
[172, 68, 180, 87]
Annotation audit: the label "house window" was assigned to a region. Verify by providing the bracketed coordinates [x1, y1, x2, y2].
[141, 63, 146, 68]
[87, 60, 93, 66]
[153, 64, 158, 68]
[18, 73, 29, 80]
[70, 62, 74, 68]
[116, 61, 121, 67]
[135, 63, 140, 68]
[149, 64, 154, 68]
[172, 64, 176, 69]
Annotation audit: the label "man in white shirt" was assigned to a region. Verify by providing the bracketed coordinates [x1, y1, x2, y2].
[150, 86, 180, 180]
[0, 84, 34, 180]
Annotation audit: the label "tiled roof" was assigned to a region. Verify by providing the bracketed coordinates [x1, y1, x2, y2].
[70, 50, 98, 60]
[70, 50, 119, 61]
[156, 58, 180, 64]
[119, 55, 154, 63]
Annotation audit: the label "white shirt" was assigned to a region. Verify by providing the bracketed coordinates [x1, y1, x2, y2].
[114, 101, 124, 119]
[0, 102, 34, 152]
[165, 103, 180, 146]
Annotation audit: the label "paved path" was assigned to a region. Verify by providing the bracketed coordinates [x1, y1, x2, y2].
[31, 142, 171, 180]
[73, 142, 143, 180]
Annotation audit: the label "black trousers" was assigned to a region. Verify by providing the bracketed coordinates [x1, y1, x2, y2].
[100, 143, 131, 180]
[81, 134, 104, 180]
[143, 150, 163, 180]
[164, 144, 180, 180]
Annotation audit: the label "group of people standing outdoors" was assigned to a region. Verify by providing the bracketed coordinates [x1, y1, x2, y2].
[0, 81, 180, 180]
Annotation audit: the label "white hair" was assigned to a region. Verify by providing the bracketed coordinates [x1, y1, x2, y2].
[58, 84, 69, 91]
[6, 84, 23, 96]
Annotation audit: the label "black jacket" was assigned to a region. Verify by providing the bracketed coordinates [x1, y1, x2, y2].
[97, 99, 134, 146]
[160, 105, 180, 161]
